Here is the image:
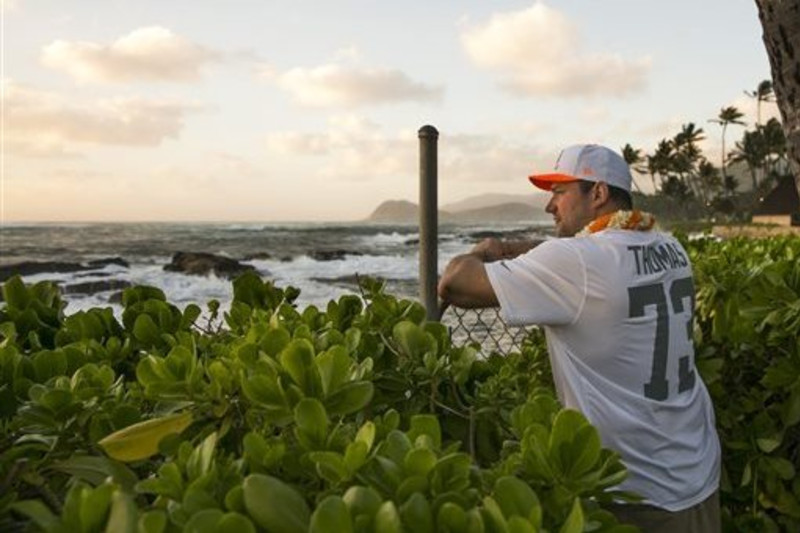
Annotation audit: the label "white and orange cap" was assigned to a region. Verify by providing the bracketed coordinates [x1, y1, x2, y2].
[529, 144, 632, 192]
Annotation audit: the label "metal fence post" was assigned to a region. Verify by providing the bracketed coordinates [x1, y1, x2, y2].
[418, 125, 439, 321]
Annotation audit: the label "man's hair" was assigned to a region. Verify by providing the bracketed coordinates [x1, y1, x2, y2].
[578, 180, 633, 210]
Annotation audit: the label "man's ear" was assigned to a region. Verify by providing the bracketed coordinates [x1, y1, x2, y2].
[592, 181, 610, 206]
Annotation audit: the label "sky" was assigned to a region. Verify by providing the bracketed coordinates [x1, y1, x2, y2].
[1, 0, 780, 222]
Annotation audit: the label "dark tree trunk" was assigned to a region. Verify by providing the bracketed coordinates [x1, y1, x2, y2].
[755, 0, 800, 199]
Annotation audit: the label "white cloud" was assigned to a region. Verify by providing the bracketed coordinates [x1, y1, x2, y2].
[266, 117, 546, 184]
[461, 3, 650, 98]
[40, 26, 220, 83]
[4, 80, 203, 157]
[1, 0, 19, 12]
[275, 64, 443, 107]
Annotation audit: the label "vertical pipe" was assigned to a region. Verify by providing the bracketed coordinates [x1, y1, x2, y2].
[418, 125, 439, 320]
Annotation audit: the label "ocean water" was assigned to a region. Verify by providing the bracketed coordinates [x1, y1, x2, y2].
[0, 222, 552, 316]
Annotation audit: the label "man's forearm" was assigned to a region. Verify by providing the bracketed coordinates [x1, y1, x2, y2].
[437, 252, 499, 308]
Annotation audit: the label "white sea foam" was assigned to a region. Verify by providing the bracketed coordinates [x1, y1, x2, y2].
[358, 232, 418, 247]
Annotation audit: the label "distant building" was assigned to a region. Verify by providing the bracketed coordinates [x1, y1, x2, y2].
[752, 176, 800, 226]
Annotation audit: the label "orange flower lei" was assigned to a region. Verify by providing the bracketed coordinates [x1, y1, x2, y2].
[577, 209, 657, 237]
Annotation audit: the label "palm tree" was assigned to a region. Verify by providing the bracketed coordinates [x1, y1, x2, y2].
[621, 144, 645, 192]
[646, 139, 673, 193]
[730, 129, 767, 191]
[744, 80, 775, 127]
[672, 123, 705, 199]
[709, 106, 746, 194]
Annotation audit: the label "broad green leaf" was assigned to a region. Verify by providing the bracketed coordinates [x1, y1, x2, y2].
[436, 502, 467, 533]
[294, 398, 329, 449]
[374, 501, 403, 533]
[133, 314, 162, 346]
[355, 421, 376, 451]
[404, 448, 437, 477]
[261, 327, 291, 357]
[342, 486, 382, 518]
[407, 415, 441, 450]
[344, 441, 369, 474]
[309, 451, 347, 484]
[280, 339, 323, 397]
[398, 494, 433, 533]
[507, 516, 536, 533]
[493, 477, 539, 521]
[558, 498, 584, 533]
[316, 345, 352, 396]
[105, 489, 138, 533]
[98, 412, 193, 462]
[217, 513, 256, 533]
[310, 495, 353, 533]
[243, 474, 310, 533]
[325, 381, 374, 416]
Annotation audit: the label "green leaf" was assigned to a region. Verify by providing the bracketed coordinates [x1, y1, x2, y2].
[316, 345, 353, 396]
[9, 500, 59, 531]
[493, 477, 539, 521]
[374, 501, 403, 533]
[766, 457, 796, 480]
[393, 321, 436, 359]
[507, 516, 536, 533]
[184, 509, 224, 533]
[558, 498, 584, 533]
[98, 411, 193, 462]
[407, 415, 441, 450]
[261, 327, 291, 357]
[217, 513, 256, 533]
[2, 276, 31, 309]
[243, 474, 310, 533]
[404, 448, 437, 477]
[51, 455, 138, 490]
[133, 314, 162, 346]
[399, 493, 434, 533]
[186, 432, 218, 481]
[137, 510, 167, 533]
[280, 339, 323, 397]
[309, 451, 348, 484]
[355, 421, 376, 451]
[342, 486, 382, 518]
[105, 489, 139, 533]
[310, 496, 353, 533]
[436, 502, 466, 533]
[294, 398, 329, 449]
[344, 441, 369, 475]
[325, 381, 374, 416]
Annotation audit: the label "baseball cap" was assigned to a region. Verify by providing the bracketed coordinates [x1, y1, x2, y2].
[529, 144, 632, 193]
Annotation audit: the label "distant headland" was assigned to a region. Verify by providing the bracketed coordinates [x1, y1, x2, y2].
[366, 193, 551, 224]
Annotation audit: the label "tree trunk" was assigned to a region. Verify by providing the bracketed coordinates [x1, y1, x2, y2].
[755, 0, 800, 199]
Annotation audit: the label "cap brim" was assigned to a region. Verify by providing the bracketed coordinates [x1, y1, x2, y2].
[528, 173, 578, 191]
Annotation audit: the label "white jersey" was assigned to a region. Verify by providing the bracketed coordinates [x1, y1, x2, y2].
[485, 229, 720, 511]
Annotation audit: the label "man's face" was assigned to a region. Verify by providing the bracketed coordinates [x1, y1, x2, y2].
[545, 181, 595, 237]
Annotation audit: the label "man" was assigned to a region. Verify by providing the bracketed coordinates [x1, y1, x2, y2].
[438, 144, 720, 532]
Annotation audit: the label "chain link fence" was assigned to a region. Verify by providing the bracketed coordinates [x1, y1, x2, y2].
[439, 304, 533, 355]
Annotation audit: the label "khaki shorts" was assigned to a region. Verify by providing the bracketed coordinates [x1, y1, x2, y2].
[606, 490, 720, 533]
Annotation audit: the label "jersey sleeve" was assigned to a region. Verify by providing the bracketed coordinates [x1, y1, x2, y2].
[484, 240, 586, 327]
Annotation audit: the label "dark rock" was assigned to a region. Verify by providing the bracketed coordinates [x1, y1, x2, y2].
[163, 251, 255, 280]
[88, 257, 130, 268]
[64, 279, 132, 295]
[0, 257, 131, 282]
[0, 261, 87, 281]
[280, 256, 293, 262]
[244, 252, 273, 260]
[309, 250, 363, 261]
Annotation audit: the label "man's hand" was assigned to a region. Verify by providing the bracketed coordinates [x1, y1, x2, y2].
[470, 237, 541, 262]
[470, 238, 505, 262]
